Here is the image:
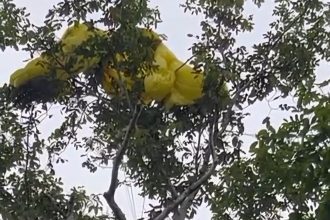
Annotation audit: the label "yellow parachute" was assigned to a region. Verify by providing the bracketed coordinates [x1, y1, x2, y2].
[9, 23, 205, 108]
[10, 23, 106, 88]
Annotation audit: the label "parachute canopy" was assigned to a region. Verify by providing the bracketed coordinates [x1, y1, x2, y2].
[9, 23, 205, 108]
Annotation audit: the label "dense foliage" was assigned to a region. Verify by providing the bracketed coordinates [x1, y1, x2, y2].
[1, 0, 330, 219]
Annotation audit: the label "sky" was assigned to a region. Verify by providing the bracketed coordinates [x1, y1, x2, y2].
[1, 1, 328, 219]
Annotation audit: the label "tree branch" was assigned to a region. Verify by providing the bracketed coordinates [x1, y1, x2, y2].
[194, 128, 203, 176]
[111, 5, 311, 220]
[173, 190, 198, 220]
[154, 150, 217, 220]
[173, 126, 204, 220]
[155, 111, 220, 220]
[159, 54, 256, 220]
[104, 105, 141, 220]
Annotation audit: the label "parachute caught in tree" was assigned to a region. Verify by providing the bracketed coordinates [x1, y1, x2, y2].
[9, 23, 206, 108]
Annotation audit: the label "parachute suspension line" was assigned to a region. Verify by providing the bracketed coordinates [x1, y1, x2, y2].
[129, 184, 137, 220]
[125, 184, 135, 219]
[124, 171, 137, 219]
[140, 196, 146, 219]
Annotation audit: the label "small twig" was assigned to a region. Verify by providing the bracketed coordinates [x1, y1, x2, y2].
[174, 55, 195, 74]
[72, 99, 97, 134]
[115, 72, 134, 111]
[194, 128, 203, 176]
[103, 105, 141, 220]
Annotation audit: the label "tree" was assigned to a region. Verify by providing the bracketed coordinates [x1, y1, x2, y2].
[1, 0, 330, 219]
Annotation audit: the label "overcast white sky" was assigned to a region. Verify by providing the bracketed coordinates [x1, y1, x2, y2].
[1, 1, 328, 219]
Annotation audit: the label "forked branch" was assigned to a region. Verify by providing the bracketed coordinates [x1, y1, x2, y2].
[104, 105, 141, 220]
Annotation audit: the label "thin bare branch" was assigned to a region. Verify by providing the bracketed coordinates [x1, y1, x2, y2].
[194, 128, 203, 176]
[155, 111, 220, 220]
[104, 105, 141, 220]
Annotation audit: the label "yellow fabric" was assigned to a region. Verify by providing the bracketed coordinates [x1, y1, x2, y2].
[162, 54, 203, 109]
[142, 42, 203, 107]
[144, 68, 176, 102]
[55, 23, 104, 76]
[139, 28, 161, 41]
[9, 24, 206, 107]
[155, 43, 177, 64]
[171, 60, 203, 101]
[10, 23, 105, 88]
[143, 42, 176, 101]
[10, 57, 49, 87]
[164, 88, 192, 109]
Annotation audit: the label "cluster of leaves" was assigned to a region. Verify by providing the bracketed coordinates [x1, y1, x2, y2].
[0, 85, 107, 219]
[211, 90, 330, 220]
[195, 1, 330, 219]
[0, 0, 31, 51]
[181, 0, 330, 219]
[1, 0, 330, 220]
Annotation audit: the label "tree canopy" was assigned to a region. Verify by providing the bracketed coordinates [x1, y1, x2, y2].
[1, 0, 330, 220]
